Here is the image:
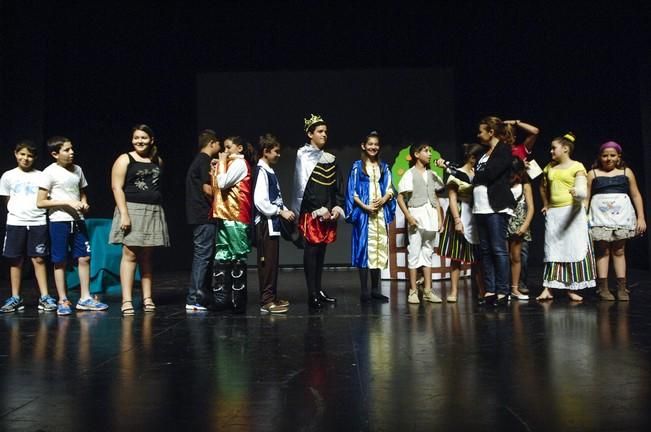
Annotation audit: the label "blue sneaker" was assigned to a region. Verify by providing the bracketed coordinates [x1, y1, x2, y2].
[38, 294, 58, 312]
[1, 296, 24, 313]
[185, 303, 208, 312]
[57, 299, 73, 316]
[76, 297, 109, 311]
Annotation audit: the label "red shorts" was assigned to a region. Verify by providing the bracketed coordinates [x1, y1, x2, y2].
[299, 212, 337, 245]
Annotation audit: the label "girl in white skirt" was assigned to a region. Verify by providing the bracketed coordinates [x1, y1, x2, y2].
[397, 142, 444, 304]
[110, 124, 170, 315]
[587, 141, 646, 301]
[538, 132, 595, 302]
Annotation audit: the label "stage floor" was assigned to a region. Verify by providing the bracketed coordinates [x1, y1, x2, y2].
[1, 267, 651, 431]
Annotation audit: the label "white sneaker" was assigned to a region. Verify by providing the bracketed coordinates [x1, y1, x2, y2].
[422, 291, 442, 303]
[260, 302, 289, 314]
[185, 303, 208, 311]
[407, 290, 420, 304]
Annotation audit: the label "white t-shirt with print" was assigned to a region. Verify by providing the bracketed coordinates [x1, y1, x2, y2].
[472, 153, 492, 214]
[0, 167, 47, 226]
[38, 163, 88, 222]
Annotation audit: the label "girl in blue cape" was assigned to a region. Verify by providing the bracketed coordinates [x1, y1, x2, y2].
[345, 131, 396, 303]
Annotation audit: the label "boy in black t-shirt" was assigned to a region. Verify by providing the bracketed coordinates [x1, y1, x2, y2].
[185, 130, 221, 311]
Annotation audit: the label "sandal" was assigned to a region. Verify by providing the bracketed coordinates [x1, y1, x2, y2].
[121, 300, 135, 316]
[143, 297, 156, 312]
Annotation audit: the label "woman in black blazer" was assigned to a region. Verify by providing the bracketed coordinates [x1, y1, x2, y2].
[472, 116, 516, 306]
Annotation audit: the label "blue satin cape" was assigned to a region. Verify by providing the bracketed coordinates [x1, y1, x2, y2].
[345, 160, 396, 268]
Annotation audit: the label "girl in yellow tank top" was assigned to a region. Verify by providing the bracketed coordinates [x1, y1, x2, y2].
[538, 133, 596, 302]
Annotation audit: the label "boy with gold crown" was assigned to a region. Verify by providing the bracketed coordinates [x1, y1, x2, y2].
[291, 114, 345, 309]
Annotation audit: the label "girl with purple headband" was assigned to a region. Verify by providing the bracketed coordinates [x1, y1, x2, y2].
[586, 141, 646, 301]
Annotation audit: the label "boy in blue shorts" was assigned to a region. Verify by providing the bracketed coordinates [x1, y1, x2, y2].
[37, 136, 108, 315]
[0, 140, 57, 313]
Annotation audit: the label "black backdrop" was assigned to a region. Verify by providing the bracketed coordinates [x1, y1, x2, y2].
[1, 1, 649, 272]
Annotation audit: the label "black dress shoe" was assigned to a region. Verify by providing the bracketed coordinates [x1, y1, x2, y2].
[318, 290, 337, 303]
[371, 292, 390, 302]
[493, 295, 509, 307]
[478, 294, 496, 306]
[308, 296, 323, 309]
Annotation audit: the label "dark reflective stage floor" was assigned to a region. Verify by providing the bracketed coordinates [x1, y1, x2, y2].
[2, 268, 651, 431]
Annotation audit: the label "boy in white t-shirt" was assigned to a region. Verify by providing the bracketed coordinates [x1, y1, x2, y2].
[0, 141, 57, 313]
[36, 136, 108, 315]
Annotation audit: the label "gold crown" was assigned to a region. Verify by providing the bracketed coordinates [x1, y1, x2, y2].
[304, 113, 325, 133]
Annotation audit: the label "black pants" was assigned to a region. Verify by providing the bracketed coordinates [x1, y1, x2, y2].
[359, 268, 380, 297]
[304, 242, 326, 297]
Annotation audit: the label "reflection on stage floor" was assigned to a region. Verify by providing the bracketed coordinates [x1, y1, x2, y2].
[1, 268, 650, 431]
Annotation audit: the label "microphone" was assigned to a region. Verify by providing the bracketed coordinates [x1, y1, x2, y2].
[441, 160, 460, 176]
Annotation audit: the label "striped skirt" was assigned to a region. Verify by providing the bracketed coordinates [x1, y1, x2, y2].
[438, 207, 478, 264]
[542, 240, 596, 290]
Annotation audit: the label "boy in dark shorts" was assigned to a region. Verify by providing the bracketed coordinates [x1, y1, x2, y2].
[0, 140, 56, 313]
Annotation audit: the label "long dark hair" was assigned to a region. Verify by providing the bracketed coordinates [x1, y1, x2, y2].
[510, 157, 529, 185]
[462, 143, 485, 164]
[132, 124, 160, 165]
[360, 130, 381, 176]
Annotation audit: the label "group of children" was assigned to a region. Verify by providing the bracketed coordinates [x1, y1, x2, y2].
[435, 118, 646, 305]
[0, 125, 169, 316]
[345, 116, 645, 307]
[1, 138, 108, 315]
[2, 115, 647, 316]
[184, 130, 295, 314]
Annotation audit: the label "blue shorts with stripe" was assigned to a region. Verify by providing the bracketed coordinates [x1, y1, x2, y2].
[49, 221, 91, 264]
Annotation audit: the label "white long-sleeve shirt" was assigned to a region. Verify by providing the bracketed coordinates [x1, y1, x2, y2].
[216, 156, 247, 190]
[254, 160, 288, 235]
